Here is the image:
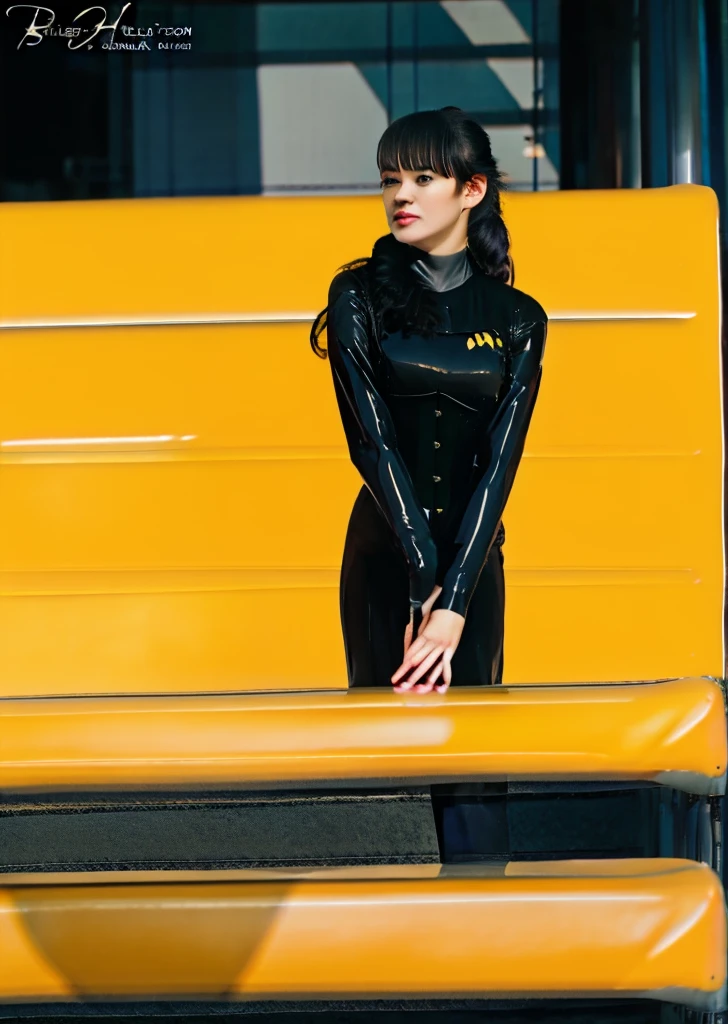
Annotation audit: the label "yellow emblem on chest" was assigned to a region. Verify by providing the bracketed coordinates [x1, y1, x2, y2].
[466, 331, 503, 351]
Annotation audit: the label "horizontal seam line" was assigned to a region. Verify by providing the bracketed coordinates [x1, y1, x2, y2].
[0, 311, 698, 330]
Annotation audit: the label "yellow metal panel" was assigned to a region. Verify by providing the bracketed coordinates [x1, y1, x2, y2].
[0, 860, 724, 1007]
[1, 679, 724, 794]
[0, 185, 722, 693]
[0, 584, 343, 695]
[0, 324, 339, 448]
[0, 188, 717, 320]
[0, 461, 350, 570]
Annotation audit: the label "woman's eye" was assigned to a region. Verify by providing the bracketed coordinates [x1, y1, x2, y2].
[379, 174, 432, 188]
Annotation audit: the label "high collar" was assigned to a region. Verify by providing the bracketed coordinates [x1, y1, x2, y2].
[407, 243, 474, 293]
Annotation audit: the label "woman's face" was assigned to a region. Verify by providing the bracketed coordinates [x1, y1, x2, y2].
[379, 163, 486, 253]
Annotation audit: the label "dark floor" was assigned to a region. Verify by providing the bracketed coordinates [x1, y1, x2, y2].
[0, 1002, 710, 1024]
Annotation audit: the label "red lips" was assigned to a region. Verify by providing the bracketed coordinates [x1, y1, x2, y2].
[394, 213, 419, 225]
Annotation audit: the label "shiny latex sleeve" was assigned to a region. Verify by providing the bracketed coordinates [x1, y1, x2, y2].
[433, 308, 548, 619]
[326, 271, 438, 614]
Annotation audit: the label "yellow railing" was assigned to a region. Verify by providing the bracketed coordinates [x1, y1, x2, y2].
[1, 678, 725, 795]
[0, 861, 724, 1008]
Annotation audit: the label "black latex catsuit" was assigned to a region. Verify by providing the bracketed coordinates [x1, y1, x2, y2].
[326, 241, 548, 689]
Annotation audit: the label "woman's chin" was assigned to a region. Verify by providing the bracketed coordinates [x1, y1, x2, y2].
[392, 224, 426, 244]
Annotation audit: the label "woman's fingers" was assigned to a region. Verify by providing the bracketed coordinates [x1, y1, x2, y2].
[395, 655, 436, 688]
[434, 649, 454, 693]
[413, 659, 444, 693]
[409, 638, 440, 666]
[391, 638, 436, 684]
[392, 642, 438, 690]
[403, 645, 445, 687]
[395, 645, 454, 694]
[403, 621, 413, 658]
[404, 634, 429, 661]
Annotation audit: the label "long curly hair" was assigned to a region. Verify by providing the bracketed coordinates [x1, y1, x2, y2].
[310, 106, 513, 358]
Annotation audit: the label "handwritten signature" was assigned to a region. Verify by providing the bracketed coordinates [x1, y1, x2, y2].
[6, 4, 132, 49]
[6, 4, 190, 50]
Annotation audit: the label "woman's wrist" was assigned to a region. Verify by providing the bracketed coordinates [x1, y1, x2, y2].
[432, 588, 467, 618]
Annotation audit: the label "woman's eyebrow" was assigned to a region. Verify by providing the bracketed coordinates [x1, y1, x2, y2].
[380, 166, 433, 174]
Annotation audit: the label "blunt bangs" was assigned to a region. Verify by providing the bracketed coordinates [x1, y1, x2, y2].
[377, 111, 467, 180]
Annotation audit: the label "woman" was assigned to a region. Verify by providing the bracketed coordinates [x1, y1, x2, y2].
[310, 106, 548, 695]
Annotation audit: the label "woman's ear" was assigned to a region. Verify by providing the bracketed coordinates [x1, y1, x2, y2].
[462, 174, 487, 209]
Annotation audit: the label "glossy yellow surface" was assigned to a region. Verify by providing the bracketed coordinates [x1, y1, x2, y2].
[0, 860, 724, 1007]
[0, 185, 722, 693]
[2, 678, 724, 795]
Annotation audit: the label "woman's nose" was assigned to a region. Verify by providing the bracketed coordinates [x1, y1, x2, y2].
[394, 181, 415, 203]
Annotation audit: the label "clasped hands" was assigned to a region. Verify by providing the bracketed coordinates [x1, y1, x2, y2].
[391, 585, 465, 694]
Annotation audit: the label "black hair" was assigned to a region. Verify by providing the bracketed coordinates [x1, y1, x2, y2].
[310, 106, 513, 358]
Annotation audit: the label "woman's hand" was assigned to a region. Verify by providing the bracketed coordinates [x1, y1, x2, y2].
[402, 585, 442, 657]
[392, 607, 465, 694]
